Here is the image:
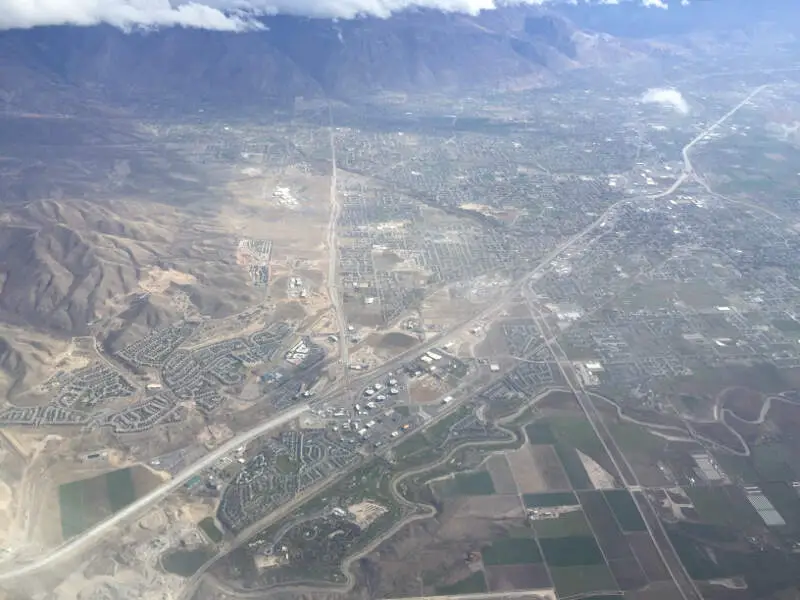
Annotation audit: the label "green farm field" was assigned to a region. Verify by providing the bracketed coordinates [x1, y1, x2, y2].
[59, 465, 162, 539]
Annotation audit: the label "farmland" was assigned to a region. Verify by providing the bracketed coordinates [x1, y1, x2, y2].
[345, 401, 687, 599]
[523, 491, 579, 508]
[481, 536, 542, 566]
[208, 390, 800, 600]
[532, 510, 594, 538]
[434, 470, 496, 497]
[58, 465, 162, 540]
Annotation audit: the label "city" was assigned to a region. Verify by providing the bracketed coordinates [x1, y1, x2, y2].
[0, 11, 800, 600]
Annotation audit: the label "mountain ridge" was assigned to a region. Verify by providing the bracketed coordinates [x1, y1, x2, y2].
[0, 6, 639, 113]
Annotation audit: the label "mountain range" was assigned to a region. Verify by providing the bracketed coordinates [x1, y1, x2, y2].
[0, 0, 797, 401]
[2, 0, 794, 115]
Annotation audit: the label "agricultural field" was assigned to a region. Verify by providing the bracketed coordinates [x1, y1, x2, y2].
[523, 491, 579, 508]
[532, 509, 594, 539]
[433, 469, 496, 497]
[526, 413, 620, 491]
[652, 482, 800, 598]
[435, 571, 487, 595]
[604, 490, 647, 532]
[58, 465, 162, 539]
[367, 409, 699, 598]
[481, 534, 552, 592]
[214, 394, 800, 600]
[411, 410, 720, 598]
[481, 536, 542, 565]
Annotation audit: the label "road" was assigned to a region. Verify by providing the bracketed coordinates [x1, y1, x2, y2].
[0, 403, 309, 581]
[183, 83, 769, 599]
[325, 105, 351, 402]
[528, 302, 701, 600]
[509, 87, 772, 600]
[650, 84, 768, 202]
[195, 386, 565, 600]
[0, 84, 769, 587]
[179, 367, 513, 599]
[680, 85, 768, 180]
[0, 184, 635, 583]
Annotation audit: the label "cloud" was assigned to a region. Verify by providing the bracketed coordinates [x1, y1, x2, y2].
[0, 0, 682, 31]
[0, 0, 545, 30]
[0, 0, 261, 31]
[641, 87, 690, 114]
[641, 0, 668, 8]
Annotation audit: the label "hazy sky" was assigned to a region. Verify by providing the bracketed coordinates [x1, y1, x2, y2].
[0, 0, 675, 31]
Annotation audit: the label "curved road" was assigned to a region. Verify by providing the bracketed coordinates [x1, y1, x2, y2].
[0, 403, 309, 581]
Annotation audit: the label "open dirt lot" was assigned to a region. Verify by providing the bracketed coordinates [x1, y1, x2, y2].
[409, 378, 448, 404]
[432, 495, 526, 543]
[348, 501, 388, 528]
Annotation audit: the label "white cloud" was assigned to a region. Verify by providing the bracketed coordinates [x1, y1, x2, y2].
[0, 0, 556, 31]
[0, 0, 263, 30]
[641, 87, 690, 114]
[0, 0, 687, 31]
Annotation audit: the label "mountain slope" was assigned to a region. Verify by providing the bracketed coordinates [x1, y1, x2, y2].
[0, 7, 640, 113]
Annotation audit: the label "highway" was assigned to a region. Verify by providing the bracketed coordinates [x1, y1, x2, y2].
[528, 301, 701, 600]
[325, 105, 351, 402]
[0, 403, 309, 581]
[681, 85, 768, 175]
[0, 84, 770, 586]
[651, 84, 768, 201]
[0, 185, 634, 582]
[510, 86, 771, 600]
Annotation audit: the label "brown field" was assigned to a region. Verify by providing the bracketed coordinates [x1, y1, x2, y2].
[506, 444, 549, 493]
[364, 535, 477, 596]
[433, 500, 527, 545]
[447, 495, 525, 521]
[342, 294, 384, 327]
[484, 564, 552, 592]
[674, 364, 795, 398]
[474, 321, 512, 358]
[619, 405, 688, 430]
[506, 444, 570, 494]
[531, 445, 573, 490]
[408, 378, 447, 404]
[358, 495, 534, 598]
[421, 287, 480, 332]
[485, 454, 519, 494]
[536, 390, 580, 412]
